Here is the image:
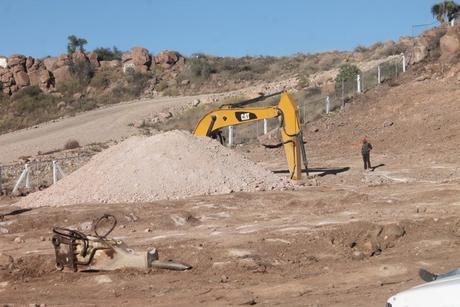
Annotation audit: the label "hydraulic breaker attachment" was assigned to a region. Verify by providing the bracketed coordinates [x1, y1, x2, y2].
[51, 214, 191, 272]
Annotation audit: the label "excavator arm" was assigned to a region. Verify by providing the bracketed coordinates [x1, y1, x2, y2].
[193, 92, 308, 180]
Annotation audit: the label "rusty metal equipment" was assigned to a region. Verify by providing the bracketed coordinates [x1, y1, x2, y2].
[51, 214, 191, 272]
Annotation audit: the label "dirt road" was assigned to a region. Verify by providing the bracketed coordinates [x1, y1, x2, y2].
[0, 96, 199, 164]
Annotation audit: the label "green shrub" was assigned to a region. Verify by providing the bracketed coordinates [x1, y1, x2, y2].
[189, 57, 215, 79]
[382, 43, 407, 56]
[297, 72, 310, 88]
[2, 86, 58, 131]
[93, 46, 122, 61]
[124, 70, 151, 97]
[335, 64, 361, 84]
[90, 68, 118, 89]
[354, 45, 369, 53]
[69, 59, 95, 86]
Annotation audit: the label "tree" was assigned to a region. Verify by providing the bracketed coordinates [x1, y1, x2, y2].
[431, 1, 460, 23]
[67, 35, 88, 54]
[77, 38, 87, 52]
[335, 64, 361, 84]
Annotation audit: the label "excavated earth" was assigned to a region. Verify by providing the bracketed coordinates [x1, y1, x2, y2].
[17, 130, 289, 208]
[1, 72, 460, 306]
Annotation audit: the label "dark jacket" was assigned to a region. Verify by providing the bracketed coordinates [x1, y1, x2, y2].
[361, 142, 372, 155]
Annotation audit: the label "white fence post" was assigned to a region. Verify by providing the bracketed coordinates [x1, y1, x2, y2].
[263, 119, 268, 134]
[401, 53, 406, 73]
[25, 163, 30, 189]
[12, 163, 30, 194]
[228, 126, 234, 147]
[52, 160, 58, 184]
[357, 75, 361, 93]
[377, 65, 381, 84]
[325, 96, 330, 114]
[53, 160, 65, 184]
[0, 166, 2, 194]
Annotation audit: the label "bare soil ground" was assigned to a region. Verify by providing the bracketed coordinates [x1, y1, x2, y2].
[1, 73, 460, 306]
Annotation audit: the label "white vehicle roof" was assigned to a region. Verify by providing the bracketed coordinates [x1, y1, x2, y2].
[387, 275, 460, 307]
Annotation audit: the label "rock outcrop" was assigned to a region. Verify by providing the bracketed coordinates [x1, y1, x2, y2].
[154, 50, 185, 69]
[440, 24, 460, 61]
[122, 47, 151, 73]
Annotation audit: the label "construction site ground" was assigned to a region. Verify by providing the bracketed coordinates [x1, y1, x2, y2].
[1, 74, 460, 306]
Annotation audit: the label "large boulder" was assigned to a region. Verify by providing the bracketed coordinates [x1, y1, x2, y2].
[25, 56, 35, 70]
[440, 27, 460, 61]
[131, 47, 151, 66]
[72, 51, 89, 63]
[27, 59, 45, 73]
[0, 68, 15, 95]
[154, 50, 184, 69]
[13, 71, 30, 88]
[411, 37, 429, 64]
[56, 54, 71, 68]
[0, 68, 14, 85]
[52, 65, 73, 83]
[122, 47, 151, 73]
[43, 56, 59, 71]
[7, 54, 26, 68]
[100, 60, 121, 69]
[29, 68, 53, 90]
[88, 52, 100, 67]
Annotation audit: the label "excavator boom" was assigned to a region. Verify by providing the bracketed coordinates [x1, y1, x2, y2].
[193, 92, 308, 180]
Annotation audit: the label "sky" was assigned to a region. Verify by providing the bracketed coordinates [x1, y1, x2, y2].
[0, 0, 439, 58]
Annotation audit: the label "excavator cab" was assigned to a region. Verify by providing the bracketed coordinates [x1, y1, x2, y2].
[193, 91, 308, 180]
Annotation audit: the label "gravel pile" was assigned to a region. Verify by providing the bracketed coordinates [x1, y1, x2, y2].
[18, 130, 287, 208]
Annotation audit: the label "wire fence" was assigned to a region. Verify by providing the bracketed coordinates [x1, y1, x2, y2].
[225, 54, 406, 146]
[0, 154, 94, 194]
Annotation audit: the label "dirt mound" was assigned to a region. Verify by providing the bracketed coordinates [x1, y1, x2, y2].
[17, 130, 288, 208]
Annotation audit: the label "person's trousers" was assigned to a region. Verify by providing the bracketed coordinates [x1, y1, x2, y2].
[362, 153, 371, 170]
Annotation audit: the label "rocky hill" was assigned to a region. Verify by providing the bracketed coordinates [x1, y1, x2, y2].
[0, 23, 458, 134]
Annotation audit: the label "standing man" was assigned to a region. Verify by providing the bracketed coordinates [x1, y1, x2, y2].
[361, 137, 373, 170]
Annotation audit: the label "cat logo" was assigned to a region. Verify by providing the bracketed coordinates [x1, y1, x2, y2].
[235, 111, 257, 122]
[241, 113, 250, 120]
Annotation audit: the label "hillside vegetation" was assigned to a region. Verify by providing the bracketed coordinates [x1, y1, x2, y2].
[0, 23, 457, 134]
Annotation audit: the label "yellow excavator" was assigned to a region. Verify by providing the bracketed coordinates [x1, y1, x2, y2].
[193, 91, 308, 180]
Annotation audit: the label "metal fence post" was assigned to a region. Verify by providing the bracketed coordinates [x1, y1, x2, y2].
[25, 163, 30, 189]
[0, 166, 2, 194]
[228, 126, 234, 147]
[53, 160, 58, 184]
[401, 53, 406, 73]
[325, 96, 330, 114]
[12, 163, 29, 194]
[357, 75, 361, 93]
[263, 119, 268, 134]
[377, 65, 381, 84]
